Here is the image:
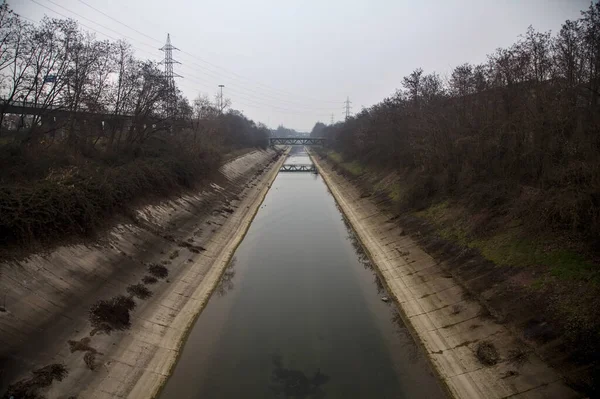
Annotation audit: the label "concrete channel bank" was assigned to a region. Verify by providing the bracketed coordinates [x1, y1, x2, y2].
[0, 148, 288, 398]
[309, 150, 578, 399]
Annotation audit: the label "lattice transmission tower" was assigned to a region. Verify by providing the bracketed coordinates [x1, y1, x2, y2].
[343, 96, 352, 120]
[159, 34, 182, 117]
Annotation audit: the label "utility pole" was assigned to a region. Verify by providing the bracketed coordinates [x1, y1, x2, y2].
[159, 34, 182, 117]
[343, 96, 352, 120]
[218, 84, 225, 113]
[330, 113, 334, 125]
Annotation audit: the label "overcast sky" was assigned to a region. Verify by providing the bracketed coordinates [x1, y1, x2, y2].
[11, 0, 590, 131]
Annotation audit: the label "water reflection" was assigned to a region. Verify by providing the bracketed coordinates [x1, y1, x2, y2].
[339, 205, 420, 362]
[269, 354, 330, 399]
[158, 150, 446, 399]
[391, 311, 421, 363]
[340, 213, 386, 296]
[215, 257, 236, 297]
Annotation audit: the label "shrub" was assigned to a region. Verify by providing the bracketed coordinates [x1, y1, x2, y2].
[147, 264, 168, 279]
[476, 341, 500, 366]
[126, 283, 152, 300]
[3, 363, 68, 399]
[89, 295, 136, 334]
[83, 352, 97, 371]
[142, 275, 158, 285]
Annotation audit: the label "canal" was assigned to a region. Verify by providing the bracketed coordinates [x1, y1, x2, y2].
[159, 148, 446, 398]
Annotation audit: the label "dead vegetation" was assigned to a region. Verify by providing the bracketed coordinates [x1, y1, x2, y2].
[67, 337, 103, 371]
[475, 341, 500, 366]
[89, 295, 136, 335]
[450, 304, 463, 315]
[83, 352, 98, 371]
[2, 363, 68, 399]
[147, 264, 168, 279]
[67, 337, 96, 353]
[126, 283, 152, 300]
[508, 347, 530, 366]
[0, 2, 272, 255]
[142, 275, 158, 285]
[177, 240, 206, 253]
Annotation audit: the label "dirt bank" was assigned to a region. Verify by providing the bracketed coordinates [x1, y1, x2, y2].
[310, 151, 579, 399]
[0, 148, 287, 398]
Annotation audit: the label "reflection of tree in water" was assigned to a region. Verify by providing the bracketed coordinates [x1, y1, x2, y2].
[269, 354, 330, 398]
[391, 311, 420, 363]
[215, 257, 236, 297]
[339, 214, 387, 295]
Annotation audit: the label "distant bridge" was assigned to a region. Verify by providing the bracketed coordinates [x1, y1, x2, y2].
[269, 137, 325, 146]
[280, 164, 317, 173]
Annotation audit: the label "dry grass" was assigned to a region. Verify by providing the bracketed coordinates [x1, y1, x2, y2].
[83, 352, 97, 371]
[147, 264, 168, 279]
[3, 363, 68, 398]
[126, 283, 152, 300]
[475, 340, 500, 366]
[67, 337, 95, 353]
[88, 295, 136, 335]
[142, 275, 158, 285]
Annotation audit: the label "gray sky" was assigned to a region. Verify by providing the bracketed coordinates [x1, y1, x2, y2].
[11, 0, 589, 131]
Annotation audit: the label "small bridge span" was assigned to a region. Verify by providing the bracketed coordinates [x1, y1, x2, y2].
[269, 137, 324, 146]
[279, 164, 317, 173]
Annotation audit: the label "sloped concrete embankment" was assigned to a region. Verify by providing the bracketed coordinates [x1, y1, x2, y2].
[310, 152, 578, 399]
[0, 148, 287, 398]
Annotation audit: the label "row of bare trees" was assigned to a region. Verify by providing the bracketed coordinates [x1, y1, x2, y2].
[0, 3, 269, 151]
[312, 2, 600, 237]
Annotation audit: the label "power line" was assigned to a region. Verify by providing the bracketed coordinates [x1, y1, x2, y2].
[32, 0, 337, 111]
[70, 0, 340, 105]
[22, 0, 339, 120]
[32, 0, 157, 50]
[77, 0, 161, 44]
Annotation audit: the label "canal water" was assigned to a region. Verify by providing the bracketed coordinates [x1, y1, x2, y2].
[159, 148, 445, 399]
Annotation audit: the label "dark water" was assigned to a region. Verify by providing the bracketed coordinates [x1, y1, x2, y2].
[159, 149, 445, 399]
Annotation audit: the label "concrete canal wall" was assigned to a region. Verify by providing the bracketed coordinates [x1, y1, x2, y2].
[0, 148, 287, 398]
[310, 150, 578, 399]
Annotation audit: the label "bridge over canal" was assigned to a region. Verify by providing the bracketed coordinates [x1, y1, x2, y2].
[279, 164, 317, 173]
[269, 137, 324, 146]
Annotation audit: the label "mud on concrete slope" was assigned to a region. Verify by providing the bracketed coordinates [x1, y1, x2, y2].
[310, 151, 579, 399]
[0, 148, 287, 398]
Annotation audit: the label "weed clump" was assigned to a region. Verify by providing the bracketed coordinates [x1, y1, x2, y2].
[67, 337, 103, 371]
[3, 363, 68, 399]
[451, 304, 463, 315]
[508, 347, 529, 366]
[142, 275, 158, 285]
[68, 337, 94, 353]
[89, 295, 136, 335]
[148, 264, 168, 279]
[127, 283, 152, 300]
[83, 352, 98, 371]
[476, 340, 500, 366]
